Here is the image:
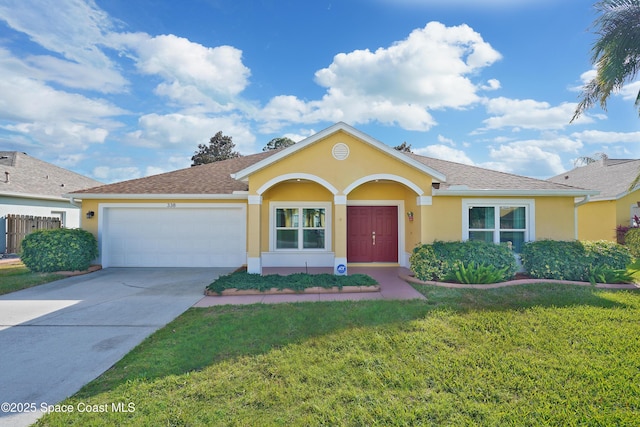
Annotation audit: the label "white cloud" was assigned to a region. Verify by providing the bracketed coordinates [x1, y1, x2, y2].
[0, 0, 118, 71]
[92, 166, 142, 183]
[571, 130, 640, 144]
[437, 135, 456, 146]
[112, 33, 250, 105]
[125, 113, 256, 153]
[486, 136, 583, 177]
[482, 97, 590, 130]
[0, 76, 124, 123]
[261, 22, 501, 131]
[481, 79, 501, 91]
[414, 144, 475, 165]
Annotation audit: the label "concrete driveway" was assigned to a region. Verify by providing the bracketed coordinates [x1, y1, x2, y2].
[0, 267, 232, 427]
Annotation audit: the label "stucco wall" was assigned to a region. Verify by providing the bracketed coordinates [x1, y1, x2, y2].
[577, 201, 617, 242]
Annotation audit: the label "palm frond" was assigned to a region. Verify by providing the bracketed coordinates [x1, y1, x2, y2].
[572, 0, 640, 121]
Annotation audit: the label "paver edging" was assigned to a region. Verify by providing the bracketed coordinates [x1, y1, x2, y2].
[205, 285, 381, 296]
[400, 273, 639, 290]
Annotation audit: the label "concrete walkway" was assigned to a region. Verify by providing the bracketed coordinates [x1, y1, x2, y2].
[194, 266, 425, 307]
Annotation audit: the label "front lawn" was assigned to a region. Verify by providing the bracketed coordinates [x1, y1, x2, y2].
[0, 260, 64, 295]
[36, 283, 640, 426]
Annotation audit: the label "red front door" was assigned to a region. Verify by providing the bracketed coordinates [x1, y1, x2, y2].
[347, 206, 398, 262]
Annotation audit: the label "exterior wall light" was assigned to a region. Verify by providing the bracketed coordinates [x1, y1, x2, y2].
[86, 211, 95, 219]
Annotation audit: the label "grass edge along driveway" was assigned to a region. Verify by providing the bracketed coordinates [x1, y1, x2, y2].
[0, 260, 64, 295]
[36, 283, 640, 426]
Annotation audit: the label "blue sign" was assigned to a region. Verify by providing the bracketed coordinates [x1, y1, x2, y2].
[336, 264, 347, 275]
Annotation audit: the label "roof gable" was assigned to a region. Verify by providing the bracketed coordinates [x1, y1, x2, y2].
[231, 122, 447, 183]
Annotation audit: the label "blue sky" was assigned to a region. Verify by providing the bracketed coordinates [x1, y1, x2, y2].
[1, 0, 639, 184]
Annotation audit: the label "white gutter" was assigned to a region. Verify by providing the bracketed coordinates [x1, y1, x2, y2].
[1, 191, 72, 203]
[433, 189, 600, 197]
[574, 195, 591, 240]
[62, 193, 250, 200]
[68, 196, 81, 208]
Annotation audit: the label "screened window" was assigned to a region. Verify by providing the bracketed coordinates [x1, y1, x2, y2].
[467, 204, 528, 252]
[275, 207, 326, 250]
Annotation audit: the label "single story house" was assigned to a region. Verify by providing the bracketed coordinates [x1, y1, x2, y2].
[68, 122, 595, 274]
[548, 158, 640, 242]
[1, 151, 102, 254]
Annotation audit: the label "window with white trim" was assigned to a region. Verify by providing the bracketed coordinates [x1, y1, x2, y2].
[275, 206, 327, 250]
[463, 200, 533, 252]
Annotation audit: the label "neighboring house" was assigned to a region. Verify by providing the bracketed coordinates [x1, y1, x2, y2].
[69, 122, 594, 274]
[548, 158, 640, 242]
[0, 151, 103, 253]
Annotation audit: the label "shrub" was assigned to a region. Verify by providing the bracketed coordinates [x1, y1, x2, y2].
[21, 228, 98, 272]
[521, 240, 631, 282]
[207, 271, 378, 295]
[444, 262, 510, 284]
[625, 228, 640, 259]
[587, 266, 634, 285]
[410, 240, 517, 282]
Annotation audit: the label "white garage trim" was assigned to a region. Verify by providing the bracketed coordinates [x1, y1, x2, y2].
[98, 203, 247, 268]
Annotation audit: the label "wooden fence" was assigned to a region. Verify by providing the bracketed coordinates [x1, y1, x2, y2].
[5, 214, 61, 254]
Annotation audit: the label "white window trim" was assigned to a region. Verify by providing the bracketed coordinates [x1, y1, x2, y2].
[462, 199, 535, 246]
[269, 202, 332, 252]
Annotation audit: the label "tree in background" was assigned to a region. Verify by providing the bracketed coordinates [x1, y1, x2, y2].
[572, 1, 640, 190]
[572, 0, 640, 121]
[191, 131, 241, 166]
[262, 137, 296, 151]
[394, 142, 413, 153]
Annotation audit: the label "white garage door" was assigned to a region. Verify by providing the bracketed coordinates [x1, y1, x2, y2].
[102, 205, 246, 267]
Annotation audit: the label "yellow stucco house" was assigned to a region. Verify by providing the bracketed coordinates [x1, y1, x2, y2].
[549, 159, 640, 242]
[68, 122, 595, 274]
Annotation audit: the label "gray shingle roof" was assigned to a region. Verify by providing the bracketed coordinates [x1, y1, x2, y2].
[409, 154, 588, 193]
[0, 151, 103, 200]
[71, 151, 278, 195]
[70, 148, 590, 197]
[548, 159, 640, 200]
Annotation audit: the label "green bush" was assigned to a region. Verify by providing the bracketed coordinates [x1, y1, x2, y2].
[444, 262, 510, 284]
[21, 228, 98, 273]
[521, 240, 631, 282]
[410, 240, 517, 282]
[625, 228, 640, 258]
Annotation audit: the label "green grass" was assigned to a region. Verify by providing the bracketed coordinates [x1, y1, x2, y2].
[36, 284, 640, 426]
[0, 260, 64, 295]
[207, 270, 378, 294]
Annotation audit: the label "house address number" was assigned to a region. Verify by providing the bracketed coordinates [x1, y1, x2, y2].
[167, 203, 177, 208]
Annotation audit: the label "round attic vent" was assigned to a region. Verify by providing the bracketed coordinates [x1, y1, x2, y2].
[332, 142, 350, 160]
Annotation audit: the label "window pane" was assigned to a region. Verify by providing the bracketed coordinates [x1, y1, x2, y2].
[469, 207, 494, 229]
[500, 207, 526, 229]
[500, 231, 525, 253]
[276, 208, 298, 227]
[276, 230, 298, 249]
[303, 230, 325, 249]
[469, 231, 494, 243]
[303, 208, 325, 228]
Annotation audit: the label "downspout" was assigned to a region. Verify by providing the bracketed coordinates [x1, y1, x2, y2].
[574, 195, 591, 240]
[68, 197, 81, 208]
